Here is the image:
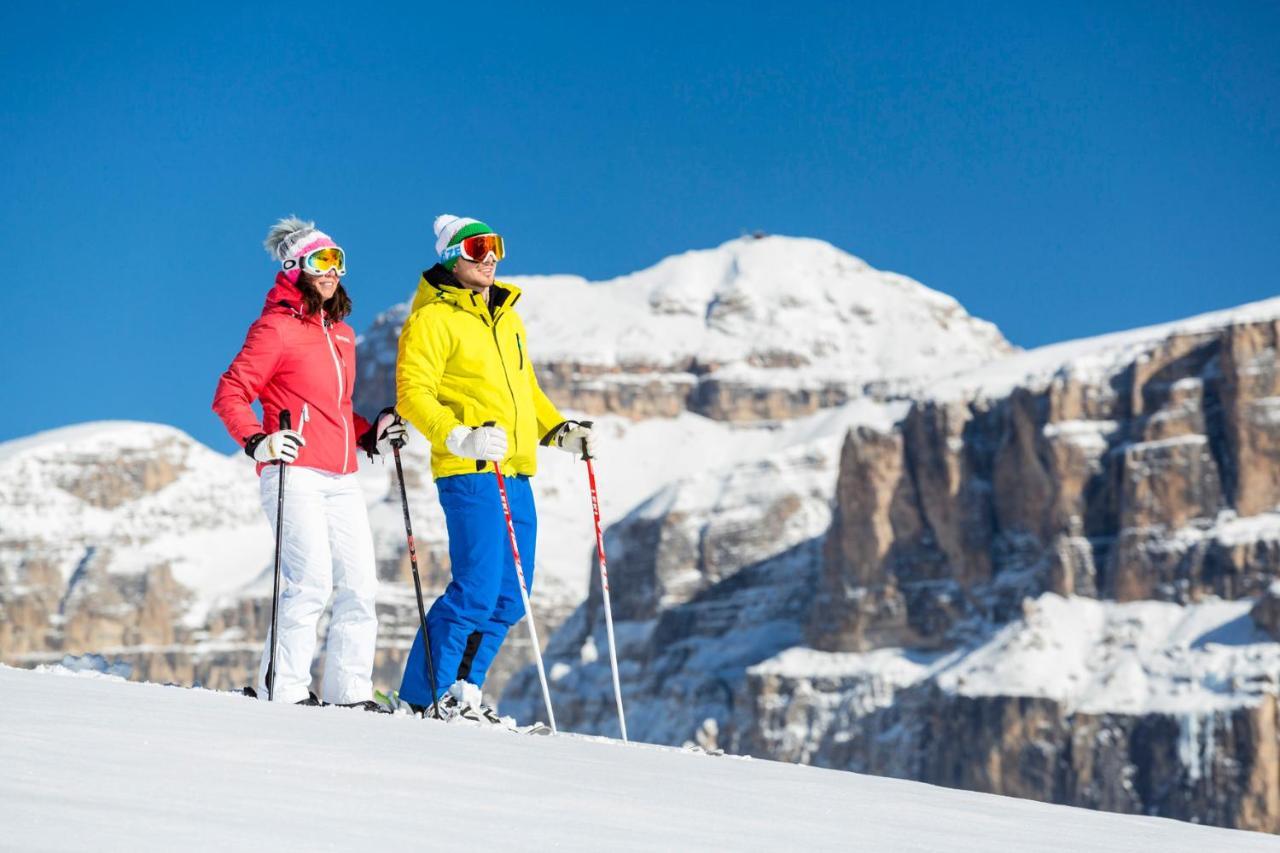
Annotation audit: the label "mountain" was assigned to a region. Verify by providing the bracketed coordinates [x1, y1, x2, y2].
[2, 237, 1008, 700]
[2, 664, 1274, 853]
[355, 235, 1014, 421]
[508, 295, 1280, 832]
[10, 236, 1279, 832]
[0, 422, 272, 685]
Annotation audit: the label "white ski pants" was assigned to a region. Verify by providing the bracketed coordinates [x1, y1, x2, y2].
[257, 465, 379, 704]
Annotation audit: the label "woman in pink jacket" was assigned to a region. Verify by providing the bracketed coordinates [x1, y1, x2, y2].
[213, 216, 404, 710]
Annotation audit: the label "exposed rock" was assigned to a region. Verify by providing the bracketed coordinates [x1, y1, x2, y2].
[1254, 584, 1280, 641]
[812, 316, 1280, 654]
[740, 677, 1280, 833]
[1219, 320, 1280, 516]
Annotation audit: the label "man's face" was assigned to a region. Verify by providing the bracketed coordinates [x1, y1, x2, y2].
[453, 255, 496, 291]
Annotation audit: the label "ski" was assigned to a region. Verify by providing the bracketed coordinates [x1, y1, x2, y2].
[375, 689, 553, 735]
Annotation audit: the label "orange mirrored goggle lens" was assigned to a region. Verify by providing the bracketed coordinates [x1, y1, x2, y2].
[459, 233, 504, 262]
[302, 247, 346, 275]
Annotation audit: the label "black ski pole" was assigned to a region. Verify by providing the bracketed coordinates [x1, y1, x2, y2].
[392, 441, 441, 719]
[266, 409, 291, 701]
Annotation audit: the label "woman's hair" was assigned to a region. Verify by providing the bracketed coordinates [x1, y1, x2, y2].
[296, 273, 353, 322]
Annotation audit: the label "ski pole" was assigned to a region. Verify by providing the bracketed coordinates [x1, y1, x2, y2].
[266, 409, 291, 701]
[481, 423, 557, 733]
[580, 423, 628, 741]
[391, 439, 441, 720]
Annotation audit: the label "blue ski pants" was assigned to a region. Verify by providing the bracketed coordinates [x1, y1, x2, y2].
[399, 472, 537, 705]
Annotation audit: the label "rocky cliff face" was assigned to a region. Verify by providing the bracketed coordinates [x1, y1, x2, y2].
[507, 302, 1280, 832]
[741, 676, 1280, 833]
[811, 312, 1280, 655]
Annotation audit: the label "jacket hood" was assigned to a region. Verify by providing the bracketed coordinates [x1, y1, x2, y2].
[411, 264, 522, 316]
[262, 271, 305, 318]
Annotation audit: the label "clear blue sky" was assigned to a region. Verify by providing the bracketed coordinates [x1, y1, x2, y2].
[4, 2, 1278, 451]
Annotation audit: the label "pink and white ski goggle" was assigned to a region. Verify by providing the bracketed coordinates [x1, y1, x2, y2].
[282, 246, 347, 277]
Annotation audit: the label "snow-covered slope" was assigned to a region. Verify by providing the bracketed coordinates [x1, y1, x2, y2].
[1, 665, 1272, 853]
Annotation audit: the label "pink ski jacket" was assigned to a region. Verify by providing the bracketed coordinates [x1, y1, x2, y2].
[213, 273, 372, 476]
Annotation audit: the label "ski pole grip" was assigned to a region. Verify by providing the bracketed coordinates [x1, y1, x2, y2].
[279, 410, 292, 431]
[389, 407, 406, 450]
[579, 420, 595, 461]
[477, 420, 497, 471]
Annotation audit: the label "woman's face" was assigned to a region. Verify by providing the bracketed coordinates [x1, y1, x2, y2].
[302, 269, 340, 300]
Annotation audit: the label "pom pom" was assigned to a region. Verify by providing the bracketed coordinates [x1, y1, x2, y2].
[263, 215, 316, 261]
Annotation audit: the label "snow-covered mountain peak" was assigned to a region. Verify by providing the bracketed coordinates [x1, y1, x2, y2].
[511, 235, 1013, 387]
[0, 421, 243, 511]
[0, 420, 194, 465]
[606, 235, 874, 321]
[357, 235, 1016, 421]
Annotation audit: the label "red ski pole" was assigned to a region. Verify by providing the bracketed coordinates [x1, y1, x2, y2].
[581, 424, 628, 741]
[482, 424, 557, 732]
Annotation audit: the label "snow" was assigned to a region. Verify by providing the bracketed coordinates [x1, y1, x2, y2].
[513, 237, 1013, 385]
[366, 235, 1014, 399]
[0, 421, 272, 617]
[1, 665, 1273, 853]
[0, 396, 904, 683]
[761, 593, 1280, 718]
[928, 295, 1280, 403]
[1041, 419, 1119, 452]
[458, 398, 908, 603]
[1215, 512, 1280, 547]
[0, 420, 171, 463]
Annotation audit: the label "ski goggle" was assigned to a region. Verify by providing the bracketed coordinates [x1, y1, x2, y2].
[283, 246, 347, 276]
[441, 233, 505, 265]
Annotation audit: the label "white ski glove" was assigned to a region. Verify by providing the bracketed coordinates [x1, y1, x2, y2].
[445, 424, 508, 461]
[246, 430, 305, 464]
[547, 420, 598, 458]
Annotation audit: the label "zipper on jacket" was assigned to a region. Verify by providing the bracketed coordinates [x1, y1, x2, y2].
[490, 315, 521, 460]
[516, 333, 524, 370]
[321, 320, 351, 474]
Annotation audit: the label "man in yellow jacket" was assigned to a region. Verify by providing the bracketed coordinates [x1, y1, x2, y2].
[395, 214, 597, 720]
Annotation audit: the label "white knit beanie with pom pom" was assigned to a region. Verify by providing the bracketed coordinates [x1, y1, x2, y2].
[263, 216, 339, 268]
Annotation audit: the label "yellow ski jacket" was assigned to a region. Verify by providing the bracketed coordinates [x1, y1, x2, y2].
[396, 267, 567, 480]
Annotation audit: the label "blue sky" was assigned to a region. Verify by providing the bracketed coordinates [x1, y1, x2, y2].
[4, 2, 1278, 451]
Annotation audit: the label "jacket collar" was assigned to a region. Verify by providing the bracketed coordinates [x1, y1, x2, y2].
[412, 264, 522, 323]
